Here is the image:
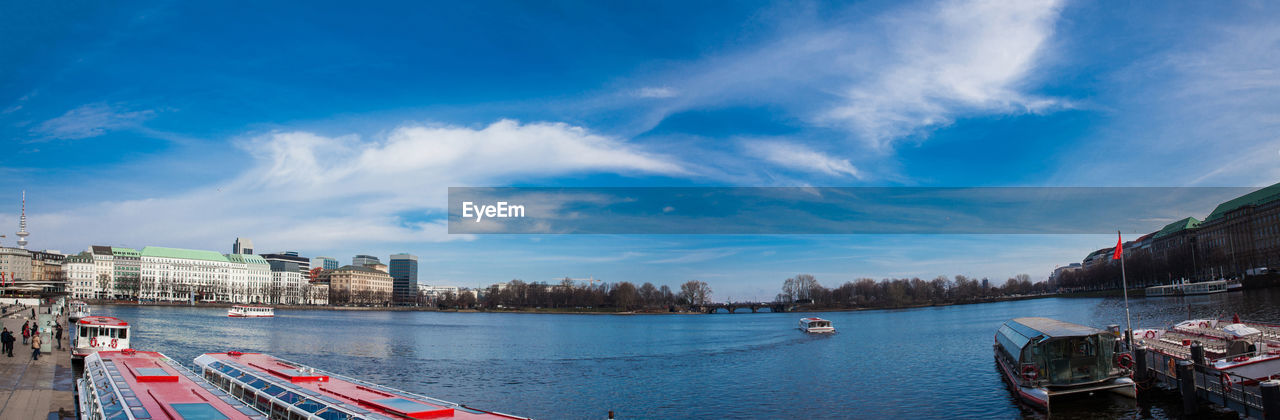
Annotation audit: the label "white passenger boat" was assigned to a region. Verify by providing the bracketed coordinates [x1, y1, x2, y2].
[73, 316, 131, 359]
[799, 317, 835, 333]
[994, 317, 1136, 412]
[1135, 317, 1280, 381]
[1145, 278, 1229, 297]
[227, 305, 274, 318]
[69, 300, 90, 321]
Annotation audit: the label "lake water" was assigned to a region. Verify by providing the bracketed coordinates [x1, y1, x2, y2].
[89, 288, 1280, 419]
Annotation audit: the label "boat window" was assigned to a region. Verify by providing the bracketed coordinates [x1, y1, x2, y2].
[118, 329, 127, 339]
[80, 327, 88, 338]
[107, 328, 118, 339]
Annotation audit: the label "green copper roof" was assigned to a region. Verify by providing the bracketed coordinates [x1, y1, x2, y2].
[1085, 247, 1112, 259]
[224, 253, 269, 265]
[1153, 217, 1200, 239]
[111, 247, 140, 257]
[1205, 183, 1280, 222]
[140, 246, 229, 263]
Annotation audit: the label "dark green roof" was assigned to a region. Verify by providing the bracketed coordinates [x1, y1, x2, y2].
[1205, 183, 1280, 222]
[1085, 247, 1112, 259]
[1153, 217, 1200, 239]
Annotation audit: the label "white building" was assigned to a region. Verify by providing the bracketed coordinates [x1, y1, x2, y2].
[271, 269, 304, 305]
[225, 253, 272, 304]
[90, 246, 115, 299]
[139, 246, 235, 303]
[64, 252, 96, 299]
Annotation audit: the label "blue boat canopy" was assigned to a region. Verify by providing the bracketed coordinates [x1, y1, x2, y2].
[997, 317, 1102, 363]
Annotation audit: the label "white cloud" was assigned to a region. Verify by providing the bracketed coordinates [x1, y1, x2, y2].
[823, 0, 1064, 148]
[634, 86, 678, 98]
[31, 103, 155, 140]
[744, 141, 861, 178]
[29, 119, 685, 252]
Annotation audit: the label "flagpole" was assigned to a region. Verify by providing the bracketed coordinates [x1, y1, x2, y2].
[1119, 230, 1133, 348]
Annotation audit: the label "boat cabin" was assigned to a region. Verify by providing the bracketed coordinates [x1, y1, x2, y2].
[195, 352, 529, 419]
[995, 317, 1124, 387]
[74, 316, 131, 358]
[799, 317, 835, 333]
[228, 305, 275, 318]
[78, 349, 265, 420]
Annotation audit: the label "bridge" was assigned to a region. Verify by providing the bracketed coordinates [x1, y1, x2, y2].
[690, 302, 789, 314]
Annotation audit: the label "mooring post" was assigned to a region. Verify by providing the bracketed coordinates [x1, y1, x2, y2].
[607, 410, 615, 420]
[1178, 360, 1197, 415]
[1262, 379, 1280, 420]
[1190, 342, 1206, 368]
[1134, 347, 1148, 383]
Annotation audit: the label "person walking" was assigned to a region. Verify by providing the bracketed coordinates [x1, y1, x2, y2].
[21, 321, 29, 345]
[31, 333, 41, 361]
[54, 323, 63, 350]
[1, 328, 12, 357]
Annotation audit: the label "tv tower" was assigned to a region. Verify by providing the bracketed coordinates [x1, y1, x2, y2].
[16, 190, 29, 249]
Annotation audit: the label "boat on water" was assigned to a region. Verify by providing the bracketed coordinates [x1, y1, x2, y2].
[73, 316, 131, 359]
[1145, 278, 1230, 297]
[78, 349, 267, 420]
[993, 317, 1136, 411]
[228, 305, 274, 318]
[799, 317, 835, 333]
[194, 351, 530, 419]
[69, 300, 90, 321]
[1135, 317, 1280, 382]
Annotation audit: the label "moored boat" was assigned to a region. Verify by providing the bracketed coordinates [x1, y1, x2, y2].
[993, 317, 1136, 411]
[1145, 278, 1229, 297]
[78, 349, 266, 420]
[799, 317, 835, 333]
[73, 316, 131, 359]
[194, 351, 530, 419]
[228, 305, 274, 318]
[1135, 317, 1280, 382]
[69, 300, 90, 321]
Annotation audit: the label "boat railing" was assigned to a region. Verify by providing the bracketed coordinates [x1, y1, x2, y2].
[1141, 349, 1270, 417]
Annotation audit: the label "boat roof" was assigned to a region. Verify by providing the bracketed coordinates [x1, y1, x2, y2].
[84, 350, 264, 420]
[196, 352, 527, 419]
[1007, 317, 1100, 338]
[78, 316, 129, 327]
[801, 317, 828, 322]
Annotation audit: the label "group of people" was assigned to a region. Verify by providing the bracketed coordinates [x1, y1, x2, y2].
[0, 307, 64, 361]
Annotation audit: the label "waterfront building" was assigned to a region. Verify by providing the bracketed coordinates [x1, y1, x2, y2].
[1192, 184, 1280, 276]
[231, 237, 253, 254]
[390, 253, 418, 305]
[0, 246, 33, 282]
[326, 265, 393, 305]
[224, 253, 272, 304]
[139, 246, 235, 302]
[312, 256, 339, 270]
[111, 247, 140, 298]
[352, 254, 380, 267]
[419, 285, 459, 303]
[306, 280, 330, 305]
[261, 256, 304, 305]
[64, 252, 96, 299]
[1049, 263, 1082, 283]
[260, 251, 310, 275]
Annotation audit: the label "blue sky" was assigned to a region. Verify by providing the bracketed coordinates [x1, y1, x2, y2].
[2, 0, 1279, 300]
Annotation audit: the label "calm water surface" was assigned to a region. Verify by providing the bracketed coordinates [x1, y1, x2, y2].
[92, 289, 1280, 419]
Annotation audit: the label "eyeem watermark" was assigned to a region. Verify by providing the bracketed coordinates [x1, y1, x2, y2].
[461, 201, 525, 222]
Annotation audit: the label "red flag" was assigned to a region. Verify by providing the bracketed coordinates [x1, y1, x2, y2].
[1112, 232, 1123, 260]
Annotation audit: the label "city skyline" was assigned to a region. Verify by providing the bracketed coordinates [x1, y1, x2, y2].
[3, 1, 1279, 300]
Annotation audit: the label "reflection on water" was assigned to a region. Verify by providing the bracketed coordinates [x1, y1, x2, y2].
[93, 288, 1280, 419]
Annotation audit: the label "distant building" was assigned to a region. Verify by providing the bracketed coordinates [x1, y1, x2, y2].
[352, 254, 381, 267]
[112, 247, 140, 298]
[389, 253, 418, 305]
[1049, 263, 1082, 283]
[232, 237, 254, 255]
[312, 256, 339, 270]
[0, 246, 32, 282]
[138, 246, 234, 302]
[65, 252, 96, 299]
[224, 253, 273, 304]
[326, 265, 393, 305]
[260, 253, 308, 304]
[259, 252, 310, 275]
[90, 246, 115, 299]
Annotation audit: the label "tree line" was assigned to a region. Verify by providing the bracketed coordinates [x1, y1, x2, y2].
[776, 273, 1054, 309]
[435, 278, 714, 311]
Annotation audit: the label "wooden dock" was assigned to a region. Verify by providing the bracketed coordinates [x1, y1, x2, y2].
[0, 304, 77, 420]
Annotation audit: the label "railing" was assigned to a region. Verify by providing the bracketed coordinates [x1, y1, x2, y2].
[1138, 346, 1278, 419]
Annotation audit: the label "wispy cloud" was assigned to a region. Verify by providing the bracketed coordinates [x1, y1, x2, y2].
[31, 103, 155, 140]
[30, 119, 685, 252]
[743, 140, 861, 178]
[634, 86, 678, 98]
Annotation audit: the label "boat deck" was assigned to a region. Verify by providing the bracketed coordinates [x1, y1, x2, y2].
[196, 352, 528, 419]
[81, 350, 264, 420]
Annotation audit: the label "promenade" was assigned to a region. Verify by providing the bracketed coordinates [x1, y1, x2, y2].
[0, 303, 76, 420]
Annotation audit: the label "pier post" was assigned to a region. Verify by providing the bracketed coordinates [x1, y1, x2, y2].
[1190, 342, 1206, 367]
[1177, 361, 1197, 415]
[1263, 380, 1279, 420]
[1134, 347, 1148, 383]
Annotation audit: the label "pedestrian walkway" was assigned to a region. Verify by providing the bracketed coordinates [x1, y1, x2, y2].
[0, 304, 76, 419]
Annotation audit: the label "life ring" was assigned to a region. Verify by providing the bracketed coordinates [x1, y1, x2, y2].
[89, 337, 97, 347]
[109, 338, 118, 349]
[1223, 373, 1234, 392]
[1116, 353, 1134, 369]
[1021, 364, 1038, 381]
[1200, 321, 1210, 328]
[1144, 330, 1157, 339]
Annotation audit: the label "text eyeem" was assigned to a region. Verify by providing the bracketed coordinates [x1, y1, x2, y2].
[461, 201, 525, 222]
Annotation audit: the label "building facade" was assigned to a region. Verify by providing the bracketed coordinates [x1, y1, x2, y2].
[326, 265, 393, 305]
[389, 253, 418, 305]
[0, 246, 32, 282]
[65, 252, 96, 299]
[312, 256, 339, 270]
[232, 237, 254, 255]
[352, 255, 380, 267]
